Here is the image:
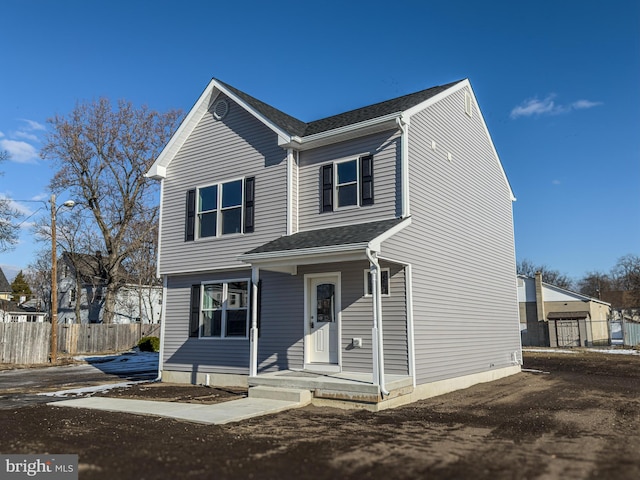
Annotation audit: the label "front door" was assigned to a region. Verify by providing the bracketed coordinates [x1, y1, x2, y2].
[307, 275, 339, 365]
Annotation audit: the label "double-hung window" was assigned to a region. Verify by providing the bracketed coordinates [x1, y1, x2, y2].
[321, 155, 373, 212]
[190, 280, 250, 338]
[185, 177, 255, 241]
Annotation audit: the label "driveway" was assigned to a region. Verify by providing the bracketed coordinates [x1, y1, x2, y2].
[0, 351, 158, 409]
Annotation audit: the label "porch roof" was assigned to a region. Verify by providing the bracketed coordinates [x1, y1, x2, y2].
[239, 217, 410, 266]
[547, 311, 590, 320]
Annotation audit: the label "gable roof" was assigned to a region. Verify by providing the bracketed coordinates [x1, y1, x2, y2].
[216, 78, 463, 138]
[0, 267, 11, 294]
[147, 77, 470, 179]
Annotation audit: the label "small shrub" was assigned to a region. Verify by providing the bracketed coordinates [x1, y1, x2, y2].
[138, 336, 160, 352]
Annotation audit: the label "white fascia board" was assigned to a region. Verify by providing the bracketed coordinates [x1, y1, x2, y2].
[146, 79, 220, 180]
[158, 264, 251, 277]
[283, 113, 400, 151]
[146, 78, 292, 180]
[368, 217, 412, 251]
[543, 282, 612, 306]
[243, 251, 367, 270]
[404, 79, 516, 202]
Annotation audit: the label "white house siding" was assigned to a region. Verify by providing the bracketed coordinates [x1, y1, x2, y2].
[163, 271, 252, 376]
[383, 86, 520, 385]
[159, 94, 288, 275]
[297, 131, 401, 231]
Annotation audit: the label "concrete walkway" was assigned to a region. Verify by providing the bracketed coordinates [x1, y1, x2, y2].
[49, 387, 311, 425]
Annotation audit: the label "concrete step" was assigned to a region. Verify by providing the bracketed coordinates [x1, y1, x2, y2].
[248, 386, 312, 404]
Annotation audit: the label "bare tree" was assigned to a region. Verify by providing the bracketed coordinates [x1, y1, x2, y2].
[516, 258, 573, 290]
[0, 151, 19, 251]
[577, 271, 612, 299]
[41, 98, 181, 323]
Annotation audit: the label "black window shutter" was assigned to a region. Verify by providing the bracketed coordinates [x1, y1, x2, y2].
[244, 177, 255, 233]
[360, 155, 374, 206]
[189, 285, 200, 337]
[321, 164, 333, 212]
[185, 189, 196, 241]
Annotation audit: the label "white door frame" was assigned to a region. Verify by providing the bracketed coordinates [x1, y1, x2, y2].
[303, 272, 342, 372]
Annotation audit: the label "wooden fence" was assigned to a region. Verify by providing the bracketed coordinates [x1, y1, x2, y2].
[0, 323, 161, 364]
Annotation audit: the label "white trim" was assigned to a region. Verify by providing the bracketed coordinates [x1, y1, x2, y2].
[405, 264, 416, 387]
[157, 275, 168, 380]
[286, 148, 294, 235]
[397, 116, 410, 217]
[249, 267, 259, 377]
[303, 272, 342, 370]
[368, 216, 412, 251]
[156, 178, 165, 278]
[147, 78, 292, 179]
[195, 177, 245, 239]
[241, 242, 370, 262]
[198, 278, 251, 340]
[147, 82, 220, 179]
[283, 114, 400, 151]
[334, 157, 360, 209]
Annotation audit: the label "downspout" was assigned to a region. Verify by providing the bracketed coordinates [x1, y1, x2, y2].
[396, 116, 410, 218]
[249, 266, 260, 377]
[154, 274, 168, 382]
[366, 247, 389, 397]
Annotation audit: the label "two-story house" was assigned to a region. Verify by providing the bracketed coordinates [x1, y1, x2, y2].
[147, 77, 522, 410]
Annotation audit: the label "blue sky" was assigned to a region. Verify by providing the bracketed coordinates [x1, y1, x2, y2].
[0, 0, 638, 282]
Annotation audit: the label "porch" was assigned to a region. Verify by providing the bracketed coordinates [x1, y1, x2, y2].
[249, 370, 414, 404]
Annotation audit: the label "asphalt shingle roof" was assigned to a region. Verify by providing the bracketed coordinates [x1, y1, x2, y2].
[215, 78, 464, 138]
[244, 218, 405, 255]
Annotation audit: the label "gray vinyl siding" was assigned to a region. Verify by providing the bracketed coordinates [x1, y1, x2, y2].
[298, 261, 408, 375]
[383, 86, 520, 385]
[257, 270, 304, 372]
[163, 271, 252, 375]
[298, 131, 401, 230]
[159, 94, 288, 275]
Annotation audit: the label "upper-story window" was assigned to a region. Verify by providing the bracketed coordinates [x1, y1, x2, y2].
[321, 155, 373, 212]
[185, 177, 255, 241]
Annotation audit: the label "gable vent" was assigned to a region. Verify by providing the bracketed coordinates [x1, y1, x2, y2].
[464, 92, 473, 117]
[213, 99, 229, 120]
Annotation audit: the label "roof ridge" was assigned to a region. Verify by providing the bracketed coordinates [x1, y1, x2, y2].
[214, 78, 465, 138]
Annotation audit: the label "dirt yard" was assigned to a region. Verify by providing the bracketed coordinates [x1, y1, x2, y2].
[1, 350, 639, 479]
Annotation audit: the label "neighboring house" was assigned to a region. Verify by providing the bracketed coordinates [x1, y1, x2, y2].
[0, 299, 46, 323]
[601, 290, 640, 346]
[518, 273, 611, 347]
[147, 77, 522, 409]
[0, 267, 11, 301]
[57, 252, 162, 324]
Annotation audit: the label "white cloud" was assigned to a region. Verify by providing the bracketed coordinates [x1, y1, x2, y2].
[0, 131, 4, 137]
[551, 179, 561, 186]
[0, 139, 39, 163]
[20, 119, 46, 131]
[511, 94, 602, 119]
[14, 131, 39, 142]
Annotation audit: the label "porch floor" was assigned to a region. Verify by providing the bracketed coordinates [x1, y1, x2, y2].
[248, 370, 413, 404]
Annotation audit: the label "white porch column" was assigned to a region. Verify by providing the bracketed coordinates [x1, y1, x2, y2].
[249, 266, 260, 377]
